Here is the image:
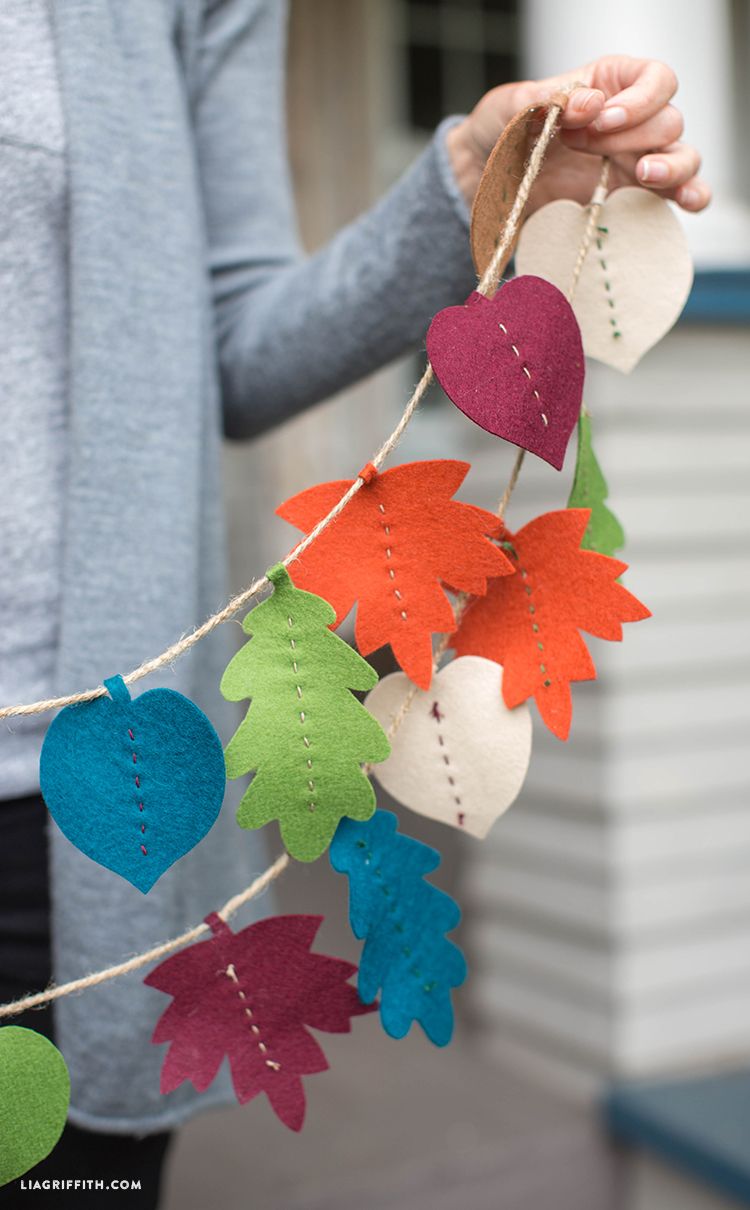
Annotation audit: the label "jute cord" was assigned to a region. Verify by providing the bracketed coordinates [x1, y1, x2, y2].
[0, 102, 609, 1020]
[0, 103, 564, 724]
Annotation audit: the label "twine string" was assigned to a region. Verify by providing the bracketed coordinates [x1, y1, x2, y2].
[0, 852, 290, 1020]
[386, 155, 612, 747]
[0, 102, 566, 724]
[0, 101, 576, 1020]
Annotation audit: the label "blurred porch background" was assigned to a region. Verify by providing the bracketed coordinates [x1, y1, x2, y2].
[165, 2, 750, 1207]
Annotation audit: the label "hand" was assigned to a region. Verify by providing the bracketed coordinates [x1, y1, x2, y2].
[446, 55, 711, 216]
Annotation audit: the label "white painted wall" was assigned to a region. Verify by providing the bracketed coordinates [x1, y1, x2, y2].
[523, 0, 750, 266]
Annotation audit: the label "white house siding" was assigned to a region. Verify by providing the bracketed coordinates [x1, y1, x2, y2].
[462, 325, 750, 1086]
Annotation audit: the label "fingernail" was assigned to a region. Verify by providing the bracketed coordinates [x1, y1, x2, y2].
[595, 105, 627, 131]
[573, 88, 600, 111]
[639, 159, 669, 183]
[678, 185, 700, 207]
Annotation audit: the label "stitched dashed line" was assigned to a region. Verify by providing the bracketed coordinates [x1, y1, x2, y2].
[430, 702, 464, 827]
[518, 566, 552, 688]
[288, 615, 315, 812]
[128, 727, 147, 856]
[595, 227, 622, 339]
[354, 840, 437, 993]
[378, 501, 408, 623]
[225, 963, 281, 1071]
[497, 321, 548, 427]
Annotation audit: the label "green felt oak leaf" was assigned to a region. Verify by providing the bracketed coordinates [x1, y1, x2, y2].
[0, 1027, 70, 1186]
[221, 564, 391, 863]
[567, 413, 625, 558]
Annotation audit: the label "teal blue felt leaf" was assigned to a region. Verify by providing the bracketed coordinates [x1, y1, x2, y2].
[330, 810, 466, 1046]
[39, 675, 226, 894]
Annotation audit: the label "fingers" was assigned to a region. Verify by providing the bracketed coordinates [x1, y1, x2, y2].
[636, 141, 701, 190]
[669, 178, 712, 211]
[573, 142, 711, 211]
[561, 103, 684, 155]
[560, 87, 605, 128]
[592, 57, 678, 131]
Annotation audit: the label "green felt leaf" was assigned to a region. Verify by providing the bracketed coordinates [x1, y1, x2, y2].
[221, 564, 391, 862]
[567, 413, 625, 557]
[0, 1027, 70, 1186]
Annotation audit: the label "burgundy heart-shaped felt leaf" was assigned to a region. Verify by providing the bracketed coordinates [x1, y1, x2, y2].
[426, 275, 585, 470]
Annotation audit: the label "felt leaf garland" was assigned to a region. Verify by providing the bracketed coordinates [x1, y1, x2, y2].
[276, 460, 512, 690]
[365, 656, 532, 838]
[0, 1027, 70, 1186]
[145, 913, 374, 1132]
[426, 278, 585, 470]
[451, 510, 650, 740]
[514, 188, 694, 373]
[39, 675, 226, 893]
[220, 564, 390, 862]
[567, 413, 625, 557]
[330, 810, 467, 1046]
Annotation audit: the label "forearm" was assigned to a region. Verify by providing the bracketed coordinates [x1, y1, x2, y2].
[217, 120, 475, 440]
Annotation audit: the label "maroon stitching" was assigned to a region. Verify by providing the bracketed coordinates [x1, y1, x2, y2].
[430, 700, 464, 826]
[129, 727, 147, 855]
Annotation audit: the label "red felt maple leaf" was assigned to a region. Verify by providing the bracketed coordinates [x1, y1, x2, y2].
[144, 914, 374, 1131]
[451, 509, 650, 740]
[277, 460, 513, 689]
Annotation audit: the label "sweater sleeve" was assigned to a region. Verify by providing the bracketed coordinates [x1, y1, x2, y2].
[192, 0, 476, 439]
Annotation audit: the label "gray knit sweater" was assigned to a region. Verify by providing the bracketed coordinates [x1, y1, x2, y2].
[8, 0, 476, 1132]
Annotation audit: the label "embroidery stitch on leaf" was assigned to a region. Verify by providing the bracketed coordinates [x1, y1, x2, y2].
[451, 509, 649, 740]
[430, 701, 464, 826]
[366, 658, 531, 838]
[330, 810, 467, 1046]
[496, 320, 548, 426]
[596, 226, 622, 339]
[145, 913, 374, 1132]
[277, 460, 513, 690]
[127, 727, 148, 856]
[221, 564, 390, 861]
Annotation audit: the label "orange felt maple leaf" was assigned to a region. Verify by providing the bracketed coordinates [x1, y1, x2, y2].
[451, 508, 650, 740]
[277, 460, 513, 689]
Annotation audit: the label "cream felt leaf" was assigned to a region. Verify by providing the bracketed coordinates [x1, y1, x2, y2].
[567, 413, 625, 557]
[515, 188, 694, 373]
[451, 510, 651, 740]
[220, 564, 390, 863]
[364, 656, 532, 839]
[277, 460, 513, 690]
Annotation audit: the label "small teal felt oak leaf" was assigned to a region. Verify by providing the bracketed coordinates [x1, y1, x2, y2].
[330, 810, 467, 1046]
[567, 412, 625, 557]
[221, 564, 390, 862]
[276, 460, 513, 690]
